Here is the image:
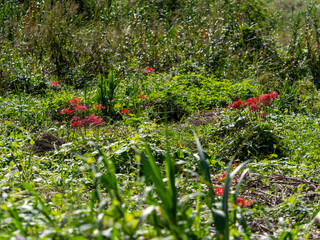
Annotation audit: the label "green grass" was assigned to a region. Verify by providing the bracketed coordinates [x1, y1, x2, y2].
[1, 0, 320, 239]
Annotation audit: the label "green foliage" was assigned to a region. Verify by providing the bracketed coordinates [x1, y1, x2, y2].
[1, 0, 320, 239]
[214, 112, 285, 161]
[149, 74, 260, 120]
[0, 0, 281, 93]
[296, 79, 320, 112]
[277, 78, 299, 112]
[235, 122, 285, 160]
[96, 70, 120, 117]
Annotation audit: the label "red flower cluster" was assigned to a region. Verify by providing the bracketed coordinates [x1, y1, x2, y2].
[69, 98, 83, 106]
[217, 173, 227, 181]
[236, 198, 253, 207]
[70, 116, 82, 126]
[74, 104, 89, 112]
[214, 187, 224, 196]
[51, 81, 59, 87]
[71, 114, 105, 127]
[138, 94, 147, 98]
[213, 173, 238, 183]
[60, 98, 106, 128]
[214, 187, 253, 207]
[228, 92, 279, 112]
[228, 100, 244, 109]
[212, 169, 253, 206]
[212, 164, 253, 206]
[259, 92, 279, 106]
[245, 97, 259, 106]
[87, 114, 106, 126]
[249, 103, 261, 112]
[94, 104, 106, 110]
[121, 109, 131, 114]
[144, 67, 155, 72]
[59, 109, 73, 115]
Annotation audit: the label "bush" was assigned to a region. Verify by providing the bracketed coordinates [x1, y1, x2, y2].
[149, 74, 261, 114]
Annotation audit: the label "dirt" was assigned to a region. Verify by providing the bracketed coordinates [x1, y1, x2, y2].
[178, 110, 220, 129]
[242, 172, 320, 239]
[31, 131, 65, 155]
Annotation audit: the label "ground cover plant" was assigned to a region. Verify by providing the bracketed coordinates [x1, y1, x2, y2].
[2, 0, 320, 239]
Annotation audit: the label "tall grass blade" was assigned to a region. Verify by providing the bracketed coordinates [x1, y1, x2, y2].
[233, 168, 250, 201]
[165, 129, 177, 223]
[194, 132, 214, 202]
[143, 144, 172, 210]
[88, 141, 121, 202]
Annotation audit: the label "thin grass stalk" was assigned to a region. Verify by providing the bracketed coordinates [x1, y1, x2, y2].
[165, 128, 177, 224]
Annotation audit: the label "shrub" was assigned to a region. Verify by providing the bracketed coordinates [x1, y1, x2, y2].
[148, 74, 261, 116]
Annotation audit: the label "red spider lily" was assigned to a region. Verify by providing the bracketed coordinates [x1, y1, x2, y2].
[138, 94, 147, 98]
[59, 109, 73, 115]
[87, 114, 105, 126]
[144, 67, 155, 72]
[228, 100, 244, 109]
[70, 115, 105, 127]
[229, 92, 279, 112]
[259, 92, 279, 101]
[51, 81, 59, 87]
[71, 121, 83, 127]
[262, 101, 272, 106]
[258, 113, 266, 118]
[213, 173, 238, 183]
[121, 109, 131, 114]
[245, 97, 259, 105]
[74, 105, 89, 112]
[259, 92, 279, 106]
[69, 98, 83, 106]
[71, 116, 81, 122]
[259, 94, 273, 103]
[71, 116, 84, 126]
[214, 187, 224, 196]
[249, 103, 261, 112]
[236, 198, 253, 207]
[217, 173, 226, 181]
[212, 173, 226, 183]
[94, 104, 106, 110]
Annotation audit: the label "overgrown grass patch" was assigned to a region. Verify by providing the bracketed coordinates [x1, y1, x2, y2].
[2, 0, 320, 238]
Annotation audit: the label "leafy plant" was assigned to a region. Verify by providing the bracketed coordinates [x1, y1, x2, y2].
[96, 70, 120, 117]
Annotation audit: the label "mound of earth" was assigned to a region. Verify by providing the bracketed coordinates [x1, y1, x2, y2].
[31, 131, 65, 155]
[178, 110, 220, 129]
